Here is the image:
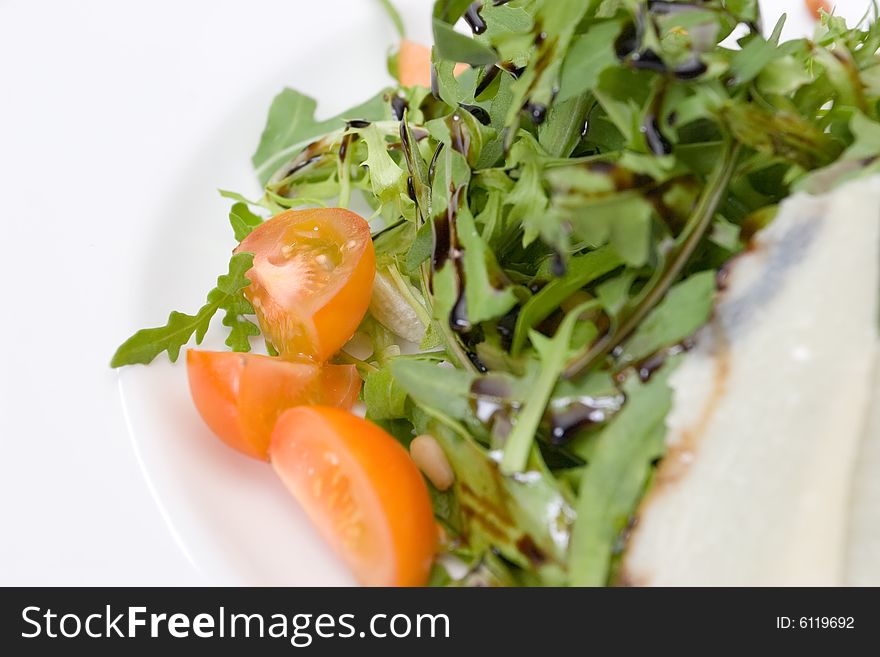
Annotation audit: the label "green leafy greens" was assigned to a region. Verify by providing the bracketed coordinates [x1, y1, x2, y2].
[111, 253, 258, 367]
[112, 0, 880, 586]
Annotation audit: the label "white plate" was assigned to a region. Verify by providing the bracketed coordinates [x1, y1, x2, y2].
[113, 0, 436, 586]
[115, 0, 864, 586]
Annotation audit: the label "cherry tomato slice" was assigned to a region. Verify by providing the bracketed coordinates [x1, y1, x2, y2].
[234, 208, 375, 362]
[805, 0, 831, 20]
[186, 350, 360, 460]
[270, 406, 437, 586]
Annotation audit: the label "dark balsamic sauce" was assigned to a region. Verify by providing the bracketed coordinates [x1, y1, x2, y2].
[642, 86, 673, 156]
[500, 61, 526, 79]
[431, 211, 452, 271]
[526, 102, 547, 124]
[463, 2, 487, 35]
[515, 536, 547, 566]
[431, 185, 459, 273]
[284, 154, 322, 178]
[615, 11, 707, 82]
[446, 113, 471, 159]
[398, 120, 412, 157]
[551, 250, 567, 276]
[633, 339, 695, 383]
[630, 49, 668, 74]
[469, 377, 516, 424]
[450, 275, 471, 333]
[445, 185, 473, 335]
[459, 103, 492, 126]
[428, 142, 444, 186]
[338, 133, 357, 162]
[431, 65, 441, 100]
[614, 22, 639, 59]
[475, 64, 501, 97]
[496, 306, 521, 351]
[643, 113, 673, 156]
[466, 349, 489, 373]
[647, 0, 698, 15]
[716, 261, 732, 292]
[390, 95, 409, 121]
[672, 55, 708, 80]
[546, 393, 625, 445]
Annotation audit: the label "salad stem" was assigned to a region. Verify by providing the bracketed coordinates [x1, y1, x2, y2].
[501, 301, 601, 474]
[338, 145, 352, 209]
[563, 140, 741, 379]
[387, 265, 432, 327]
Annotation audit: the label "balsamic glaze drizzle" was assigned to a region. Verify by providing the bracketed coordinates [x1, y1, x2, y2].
[390, 95, 409, 121]
[463, 2, 487, 35]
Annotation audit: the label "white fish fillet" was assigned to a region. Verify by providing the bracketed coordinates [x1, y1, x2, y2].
[621, 176, 880, 586]
[846, 352, 880, 586]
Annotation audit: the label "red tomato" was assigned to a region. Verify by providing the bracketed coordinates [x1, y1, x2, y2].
[186, 350, 360, 460]
[270, 406, 437, 586]
[234, 208, 375, 362]
[806, 0, 831, 19]
[397, 39, 468, 87]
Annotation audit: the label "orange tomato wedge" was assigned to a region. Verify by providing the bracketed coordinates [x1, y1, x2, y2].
[270, 406, 437, 586]
[186, 350, 360, 460]
[234, 208, 375, 362]
[397, 39, 469, 88]
[805, 0, 831, 19]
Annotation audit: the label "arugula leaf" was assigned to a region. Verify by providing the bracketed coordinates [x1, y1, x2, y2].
[538, 92, 592, 159]
[433, 18, 497, 66]
[431, 56, 469, 107]
[364, 365, 409, 420]
[512, 247, 622, 355]
[228, 202, 263, 241]
[457, 206, 518, 324]
[549, 163, 657, 266]
[111, 253, 256, 367]
[505, 136, 550, 246]
[405, 221, 434, 273]
[557, 20, 622, 103]
[361, 124, 407, 202]
[502, 0, 596, 128]
[121, 0, 880, 587]
[729, 15, 786, 85]
[842, 111, 880, 160]
[722, 102, 841, 169]
[756, 55, 812, 96]
[620, 271, 716, 364]
[390, 359, 475, 420]
[415, 407, 572, 583]
[252, 88, 387, 185]
[431, 0, 472, 22]
[501, 301, 599, 474]
[569, 366, 676, 586]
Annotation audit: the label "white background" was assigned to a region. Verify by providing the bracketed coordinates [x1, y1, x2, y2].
[0, 0, 866, 585]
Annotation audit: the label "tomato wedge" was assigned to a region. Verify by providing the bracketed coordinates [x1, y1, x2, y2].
[397, 39, 468, 87]
[805, 0, 830, 20]
[270, 406, 437, 586]
[186, 350, 360, 460]
[234, 208, 375, 362]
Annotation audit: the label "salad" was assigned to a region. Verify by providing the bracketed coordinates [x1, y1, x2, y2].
[112, 0, 880, 586]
